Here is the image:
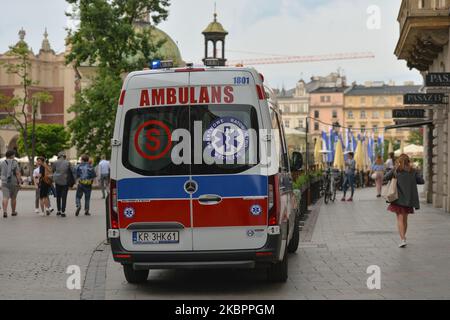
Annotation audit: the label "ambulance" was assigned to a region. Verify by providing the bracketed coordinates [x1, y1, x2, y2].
[108, 60, 303, 284]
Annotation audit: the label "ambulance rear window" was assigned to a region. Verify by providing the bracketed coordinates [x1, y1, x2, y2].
[122, 105, 260, 176]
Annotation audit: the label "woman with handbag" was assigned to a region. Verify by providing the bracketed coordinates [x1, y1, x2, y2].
[370, 155, 385, 198]
[384, 154, 424, 248]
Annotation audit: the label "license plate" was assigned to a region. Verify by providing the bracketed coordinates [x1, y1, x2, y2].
[132, 231, 179, 244]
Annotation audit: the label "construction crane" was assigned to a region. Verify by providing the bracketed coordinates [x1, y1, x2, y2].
[226, 52, 375, 66]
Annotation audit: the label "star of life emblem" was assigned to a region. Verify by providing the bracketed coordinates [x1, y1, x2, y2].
[204, 117, 250, 162]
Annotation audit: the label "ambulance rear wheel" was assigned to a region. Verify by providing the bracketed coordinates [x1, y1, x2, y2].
[267, 251, 288, 283]
[287, 217, 300, 254]
[123, 264, 149, 284]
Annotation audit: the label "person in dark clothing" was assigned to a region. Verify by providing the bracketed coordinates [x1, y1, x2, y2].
[75, 155, 97, 216]
[52, 152, 73, 218]
[384, 154, 425, 248]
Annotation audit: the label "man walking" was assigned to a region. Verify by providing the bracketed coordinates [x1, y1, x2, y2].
[75, 155, 96, 216]
[52, 152, 73, 218]
[98, 157, 110, 199]
[342, 152, 356, 202]
[1, 150, 22, 218]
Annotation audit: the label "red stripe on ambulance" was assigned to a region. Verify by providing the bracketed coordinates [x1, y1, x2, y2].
[139, 86, 234, 107]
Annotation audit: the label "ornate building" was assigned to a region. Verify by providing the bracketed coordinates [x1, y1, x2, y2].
[276, 80, 312, 131]
[395, 0, 450, 211]
[0, 29, 76, 158]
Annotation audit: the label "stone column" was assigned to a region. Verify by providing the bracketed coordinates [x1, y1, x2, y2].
[433, 108, 446, 208]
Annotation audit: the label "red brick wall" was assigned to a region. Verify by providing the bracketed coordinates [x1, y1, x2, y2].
[29, 88, 65, 125]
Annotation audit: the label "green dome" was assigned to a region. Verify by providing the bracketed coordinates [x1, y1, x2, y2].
[134, 23, 184, 67]
[150, 28, 184, 67]
[202, 14, 228, 35]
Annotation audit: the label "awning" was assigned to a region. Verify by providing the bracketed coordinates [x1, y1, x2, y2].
[385, 120, 433, 130]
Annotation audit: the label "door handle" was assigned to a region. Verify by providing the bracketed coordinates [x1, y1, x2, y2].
[198, 195, 222, 205]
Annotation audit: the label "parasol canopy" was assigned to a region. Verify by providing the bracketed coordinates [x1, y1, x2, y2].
[354, 140, 365, 171]
[394, 144, 424, 158]
[333, 140, 345, 170]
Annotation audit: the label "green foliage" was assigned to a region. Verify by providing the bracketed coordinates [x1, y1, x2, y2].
[65, 0, 171, 157]
[293, 174, 310, 190]
[66, 0, 170, 75]
[68, 70, 121, 158]
[407, 129, 424, 146]
[17, 124, 70, 160]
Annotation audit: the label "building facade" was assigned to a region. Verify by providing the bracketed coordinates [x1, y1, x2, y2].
[0, 29, 76, 158]
[344, 82, 421, 141]
[276, 80, 311, 131]
[309, 73, 348, 137]
[395, 0, 450, 211]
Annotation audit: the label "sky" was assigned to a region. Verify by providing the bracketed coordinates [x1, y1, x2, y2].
[0, 0, 422, 90]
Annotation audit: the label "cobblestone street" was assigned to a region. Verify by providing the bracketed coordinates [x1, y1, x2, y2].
[104, 186, 450, 300]
[2, 187, 450, 300]
[0, 190, 106, 300]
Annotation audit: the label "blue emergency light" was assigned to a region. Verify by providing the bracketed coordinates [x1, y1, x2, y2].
[150, 60, 174, 70]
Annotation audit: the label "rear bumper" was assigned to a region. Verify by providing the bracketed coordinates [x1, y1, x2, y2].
[110, 234, 283, 270]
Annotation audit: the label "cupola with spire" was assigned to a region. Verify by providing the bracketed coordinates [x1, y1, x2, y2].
[202, 4, 228, 66]
[40, 28, 54, 54]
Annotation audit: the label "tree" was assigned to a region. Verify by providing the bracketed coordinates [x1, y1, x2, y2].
[17, 124, 71, 160]
[0, 39, 53, 170]
[407, 129, 424, 146]
[65, 0, 170, 158]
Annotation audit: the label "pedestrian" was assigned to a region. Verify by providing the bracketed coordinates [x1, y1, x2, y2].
[341, 152, 356, 202]
[37, 157, 54, 216]
[384, 154, 425, 248]
[98, 156, 110, 199]
[385, 152, 395, 172]
[1, 150, 22, 218]
[75, 155, 97, 216]
[371, 155, 385, 198]
[33, 161, 44, 214]
[51, 152, 74, 218]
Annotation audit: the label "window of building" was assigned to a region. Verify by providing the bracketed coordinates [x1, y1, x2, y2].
[348, 111, 354, 119]
[332, 110, 338, 118]
[373, 125, 378, 133]
[361, 125, 366, 133]
[384, 110, 391, 119]
[314, 122, 319, 131]
[418, 0, 425, 9]
[284, 120, 290, 128]
[314, 110, 320, 118]
[284, 106, 291, 114]
[372, 111, 379, 119]
[360, 110, 367, 119]
[320, 96, 331, 103]
[298, 120, 304, 129]
[360, 97, 366, 105]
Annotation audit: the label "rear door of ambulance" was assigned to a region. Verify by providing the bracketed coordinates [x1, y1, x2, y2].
[116, 72, 193, 252]
[189, 70, 269, 251]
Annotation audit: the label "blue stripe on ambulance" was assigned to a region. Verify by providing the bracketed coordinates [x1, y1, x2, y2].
[117, 175, 268, 200]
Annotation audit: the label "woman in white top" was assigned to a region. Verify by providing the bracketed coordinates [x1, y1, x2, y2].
[385, 152, 395, 171]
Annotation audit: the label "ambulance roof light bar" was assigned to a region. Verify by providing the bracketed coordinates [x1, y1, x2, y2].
[204, 58, 220, 67]
[150, 60, 174, 70]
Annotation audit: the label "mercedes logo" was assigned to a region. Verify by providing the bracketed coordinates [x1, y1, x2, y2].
[184, 180, 198, 194]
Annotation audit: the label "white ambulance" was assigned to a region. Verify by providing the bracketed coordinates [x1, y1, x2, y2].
[108, 60, 303, 283]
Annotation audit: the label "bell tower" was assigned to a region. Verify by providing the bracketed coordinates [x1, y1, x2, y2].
[202, 6, 228, 66]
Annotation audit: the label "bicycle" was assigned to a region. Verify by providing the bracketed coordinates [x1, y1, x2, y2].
[323, 168, 340, 204]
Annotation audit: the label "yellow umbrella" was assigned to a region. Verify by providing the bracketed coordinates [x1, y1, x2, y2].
[333, 140, 345, 170]
[314, 136, 323, 168]
[354, 140, 365, 171]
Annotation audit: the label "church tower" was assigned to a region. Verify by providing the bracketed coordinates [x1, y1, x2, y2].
[202, 7, 228, 66]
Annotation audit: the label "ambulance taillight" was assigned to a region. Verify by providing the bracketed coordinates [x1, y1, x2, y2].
[268, 176, 280, 226]
[109, 179, 119, 229]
